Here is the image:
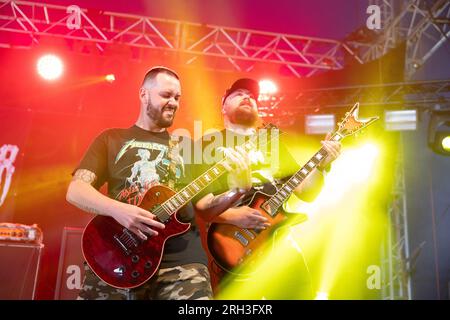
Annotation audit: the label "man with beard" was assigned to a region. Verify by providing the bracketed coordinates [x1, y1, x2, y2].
[66, 67, 250, 300]
[194, 78, 342, 298]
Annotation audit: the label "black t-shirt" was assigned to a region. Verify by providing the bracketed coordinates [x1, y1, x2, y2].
[195, 127, 303, 208]
[74, 125, 207, 268]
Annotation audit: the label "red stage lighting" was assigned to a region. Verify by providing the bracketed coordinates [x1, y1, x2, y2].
[37, 54, 64, 80]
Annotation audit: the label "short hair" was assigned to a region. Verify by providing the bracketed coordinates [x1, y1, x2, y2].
[141, 66, 179, 87]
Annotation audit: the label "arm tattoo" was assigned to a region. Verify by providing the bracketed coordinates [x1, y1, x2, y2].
[73, 169, 97, 185]
[70, 169, 102, 215]
[77, 204, 102, 215]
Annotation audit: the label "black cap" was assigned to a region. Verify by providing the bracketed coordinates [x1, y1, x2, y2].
[222, 78, 260, 105]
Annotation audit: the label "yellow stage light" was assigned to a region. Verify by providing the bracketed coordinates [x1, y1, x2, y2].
[442, 136, 450, 151]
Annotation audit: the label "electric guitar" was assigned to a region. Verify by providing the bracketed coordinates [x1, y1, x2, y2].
[207, 102, 379, 275]
[81, 124, 279, 289]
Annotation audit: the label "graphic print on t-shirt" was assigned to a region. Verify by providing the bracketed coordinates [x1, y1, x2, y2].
[245, 148, 280, 193]
[114, 140, 180, 205]
[126, 148, 165, 189]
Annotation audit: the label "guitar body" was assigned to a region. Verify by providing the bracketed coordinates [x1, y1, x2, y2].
[207, 191, 286, 275]
[81, 185, 190, 289]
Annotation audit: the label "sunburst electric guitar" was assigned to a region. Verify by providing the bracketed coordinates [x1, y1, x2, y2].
[81, 124, 279, 288]
[207, 103, 379, 275]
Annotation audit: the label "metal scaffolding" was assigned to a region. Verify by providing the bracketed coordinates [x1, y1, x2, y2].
[362, 1, 449, 300]
[0, 0, 448, 79]
[290, 79, 450, 110]
[361, 0, 450, 78]
[254, 79, 450, 128]
[381, 134, 412, 300]
[0, 0, 366, 77]
[1, 0, 447, 79]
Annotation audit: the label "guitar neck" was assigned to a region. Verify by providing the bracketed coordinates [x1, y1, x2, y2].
[157, 124, 279, 220]
[158, 160, 229, 216]
[263, 132, 344, 215]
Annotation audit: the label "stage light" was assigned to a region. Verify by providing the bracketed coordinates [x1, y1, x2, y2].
[384, 110, 417, 131]
[259, 80, 277, 95]
[428, 110, 450, 155]
[315, 292, 329, 300]
[105, 74, 115, 83]
[300, 141, 382, 299]
[37, 54, 63, 80]
[316, 143, 379, 203]
[258, 80, 278, 102]
[442, 136, 450, 151]
[305, 114, 335, 135]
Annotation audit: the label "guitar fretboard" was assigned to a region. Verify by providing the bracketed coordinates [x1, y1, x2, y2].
[156, 160, 229, 221]
[263, 133, 343, 216]
[153, 125, 280, 221]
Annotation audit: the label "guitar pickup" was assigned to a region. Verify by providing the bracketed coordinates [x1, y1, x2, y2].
[123, 229, 139, 247]
[242, 228, 255, 239]
[234, 231, 249, 246]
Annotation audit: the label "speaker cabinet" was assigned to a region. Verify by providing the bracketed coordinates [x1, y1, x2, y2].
[54, 227, 85, 300]
[0, 242, 43, 299]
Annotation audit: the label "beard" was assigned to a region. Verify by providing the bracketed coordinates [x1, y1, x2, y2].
[229, 104, 259, 127]
[146, 101, 175, 128]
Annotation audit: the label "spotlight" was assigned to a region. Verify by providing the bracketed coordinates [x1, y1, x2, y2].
[428, 110, 450, 156]
[37, 54, 63, 80]
[315, 292, 329, 300]
[105, 74, 115, 83]
[259, 80, 277, 95]
[259, 80, 277, 101]
[442, 136, 450, 152]
[305, 114, 335, 135]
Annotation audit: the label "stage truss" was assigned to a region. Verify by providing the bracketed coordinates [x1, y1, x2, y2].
[0, 0, 365, 78]
[1, 0, 448, 79]
[257, 79, 450, 127]
[365, 0, 450, 78]
[381, 136, 412, 300]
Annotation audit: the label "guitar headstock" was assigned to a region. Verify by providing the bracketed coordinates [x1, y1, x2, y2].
[336, 102, 379, 138]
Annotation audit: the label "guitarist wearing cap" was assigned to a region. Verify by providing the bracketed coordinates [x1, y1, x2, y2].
[193, 78, 342, 298]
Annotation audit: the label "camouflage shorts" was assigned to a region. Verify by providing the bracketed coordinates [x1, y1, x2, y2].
[77, 262, 213, 300]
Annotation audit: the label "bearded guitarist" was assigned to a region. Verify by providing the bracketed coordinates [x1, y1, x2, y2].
[194, 78, 342, 297]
